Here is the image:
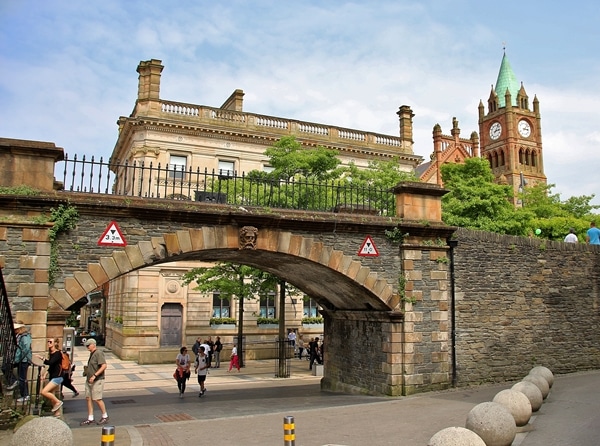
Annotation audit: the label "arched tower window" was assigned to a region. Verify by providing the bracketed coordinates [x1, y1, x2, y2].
[532, 151, 537, 168]
[492, 152, 498, 168]
[499, 150, 505, 166]
[519, 148, 525, 165]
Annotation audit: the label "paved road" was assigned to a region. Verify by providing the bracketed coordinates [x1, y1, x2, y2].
[3, 346, 600, 445]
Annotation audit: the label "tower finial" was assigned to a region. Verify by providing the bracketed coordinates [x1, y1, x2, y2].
[502, 41, 506, 53]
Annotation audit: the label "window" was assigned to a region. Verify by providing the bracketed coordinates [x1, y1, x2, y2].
[169, 155, 187, 180]
[260, 292, 276, 318]
[212, 292, 230, 318]
[303, 298, 319, 317]
[218, 160, 235, 177]
[263, 165, 274, 173]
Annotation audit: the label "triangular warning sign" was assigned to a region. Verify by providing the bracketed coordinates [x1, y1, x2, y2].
[97, 221, 127, 247]
[358, 235, 379, 257]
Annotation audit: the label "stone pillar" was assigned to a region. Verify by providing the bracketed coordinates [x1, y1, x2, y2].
[135, 59, 164, 116]
[392, 181, 448, 223]
[0, 138, 64, 191]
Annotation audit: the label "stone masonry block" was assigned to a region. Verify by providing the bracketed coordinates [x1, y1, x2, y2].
[308, 241, 323, 262]
[405, 270, 422, 281]
[73, 271, 97, 294]
[432, 332, 448, 342]
[327, 250, 343, 270]
[403, 311, 423, 322]
[0, 226, 6, 240]
[113, 250, 133, 273]
[354, 266, 371, 285]
[202, 226, 217, 249]
[188, 228, 205, 251]
[99, 256, 121, 279]
[34, 269, 48, 283]
[87, 263, 109, 285]
[430, 270, 448, 280]
[64, 277, 86, 299]
[404, 374, 424, 385]
[214, 226, 229, 248]
[404, 250, 422, 260]
[176, 229, 193, 252]
[404, 332, 423, 342]
[430, 290, 448, 301]
[299, 237, 314, 258]
[431, 372, 449, 384]
[125, 245, 146, 269]
[22, 227, 49, 242]
[403, 259, 414, 270]
[32, 297, 48, 310]
[20, 255, 50, 270]
[431, 311, 448, 321]
[163, 233, 181, 255]
[346, 260, 362, 279]
[49, 288, 76, 310]
[337, 255, 353, 275]
[318, 244, 332, 266]
[287, 235, 303, 256]
[136, 240, 156, 264]
[276, 231, 292, 253]
[36, 242, 51, 256]
[19, 282, 48, 297]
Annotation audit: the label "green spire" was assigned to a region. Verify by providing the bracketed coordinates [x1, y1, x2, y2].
[495, 52, 520, 107]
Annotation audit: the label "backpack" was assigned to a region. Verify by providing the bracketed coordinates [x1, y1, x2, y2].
[61, 351, 71, 373]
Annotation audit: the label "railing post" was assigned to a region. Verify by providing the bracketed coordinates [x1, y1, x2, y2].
[283, 415, 295, 445]
[101, 425, 116, 446]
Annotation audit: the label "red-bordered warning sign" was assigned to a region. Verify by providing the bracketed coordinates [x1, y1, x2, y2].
[357, 235, 379, 257]
[97, 221, 127, 247]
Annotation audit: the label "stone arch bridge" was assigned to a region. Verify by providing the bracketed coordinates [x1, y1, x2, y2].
[1, 138, 455, 396]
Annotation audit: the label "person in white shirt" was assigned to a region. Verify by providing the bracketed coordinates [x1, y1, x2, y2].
[564, 228, 578, 243]
[194, 346, 209, 397]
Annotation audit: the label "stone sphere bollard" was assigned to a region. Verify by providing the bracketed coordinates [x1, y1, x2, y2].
[530, 366, 554, 388]
[512, 381, 543, 412]
[428, 426, 486, 446]
[11, 416, 73, 446]
[523, 373, 550, 399]
[492, 388, 532, 426]
[465, 402, 516, 446]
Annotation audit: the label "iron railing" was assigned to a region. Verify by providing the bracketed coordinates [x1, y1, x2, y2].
[57, 155, 396, 215]
[0, 267, 17, 393]
[274, 339, 294, 378]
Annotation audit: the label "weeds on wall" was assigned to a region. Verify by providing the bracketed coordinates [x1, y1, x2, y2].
[48, 204, 79, 286]
[384, 227, 409, 244]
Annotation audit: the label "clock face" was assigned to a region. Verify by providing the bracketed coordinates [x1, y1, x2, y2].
[518, 120, 531, 137]
[489, 122, 502, 140]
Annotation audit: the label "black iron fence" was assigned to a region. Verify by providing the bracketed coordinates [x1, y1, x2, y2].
[57, 155, 396, 215]
[0, 267, 17, 394]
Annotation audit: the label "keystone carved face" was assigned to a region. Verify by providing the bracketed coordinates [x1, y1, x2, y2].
[239, 226, 258, 250]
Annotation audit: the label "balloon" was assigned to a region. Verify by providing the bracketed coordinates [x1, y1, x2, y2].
[535, 229, 541, 235]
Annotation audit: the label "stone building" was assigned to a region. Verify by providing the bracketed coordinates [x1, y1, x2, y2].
[101, 58, 424, 359]
[418, 51, 547, 202]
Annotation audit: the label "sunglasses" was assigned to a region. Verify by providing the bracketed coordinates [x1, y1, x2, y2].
[47, 340, 53, 343]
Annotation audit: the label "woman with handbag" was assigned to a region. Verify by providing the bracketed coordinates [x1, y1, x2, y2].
[175, 346, 191, 398]
[37, 338, 64, 413]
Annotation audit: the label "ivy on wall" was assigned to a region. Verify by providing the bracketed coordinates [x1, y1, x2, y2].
[48, 204, 79, 286]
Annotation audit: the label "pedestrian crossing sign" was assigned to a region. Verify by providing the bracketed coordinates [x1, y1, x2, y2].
[357, 235, 379, 257]
[97, 221, 127, 247]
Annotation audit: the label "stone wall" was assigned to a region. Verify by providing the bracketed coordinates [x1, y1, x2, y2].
[453, 228, 600, 384]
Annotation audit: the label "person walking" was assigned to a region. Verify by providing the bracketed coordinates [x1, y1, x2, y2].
[228, 344, 240, 372]
[175, 346, 191, 398]
[37, 338, 64, 413]
[309, 337, 322, 370]
[10, 322, 32, 403]
[80, 338, 109, 426]
[586, 221, 600, 245]
[194, 346, 209, 397]
[206, 336, 215, 367]
[564, 228, 578, 243]
[213, 336, 223, 368]
[297, 334, 305, 360]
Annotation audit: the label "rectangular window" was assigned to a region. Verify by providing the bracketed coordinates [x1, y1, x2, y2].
[212, 291, 230, 318]
[218, 160, 235, 177]
[169, 155, 187, 179]
[260, 292, 276, 318]
[303, 298, 319, 317]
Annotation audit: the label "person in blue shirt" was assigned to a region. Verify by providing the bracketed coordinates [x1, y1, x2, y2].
[586, 221, 600, 245]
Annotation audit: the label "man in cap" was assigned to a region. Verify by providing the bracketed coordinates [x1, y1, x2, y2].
[8, 322, 32, 403]
[80, 338, 109, 425]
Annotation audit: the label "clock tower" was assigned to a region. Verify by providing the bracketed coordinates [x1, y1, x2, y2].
[478, 52, 547, 205]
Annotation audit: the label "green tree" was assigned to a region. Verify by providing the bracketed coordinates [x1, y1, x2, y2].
[440, 158, 529, 235]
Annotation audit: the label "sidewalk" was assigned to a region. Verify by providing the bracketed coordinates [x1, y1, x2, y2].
[3, 346, 600, 445]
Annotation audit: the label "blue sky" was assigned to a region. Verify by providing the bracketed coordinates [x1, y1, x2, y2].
[1, 1, 599, 205]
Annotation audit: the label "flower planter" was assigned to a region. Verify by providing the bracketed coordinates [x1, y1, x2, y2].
[210, 324, 236, 329]
[302, 323, 324, 330]
[257, 324, 279, 329]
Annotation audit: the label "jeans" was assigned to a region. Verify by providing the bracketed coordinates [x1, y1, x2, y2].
[17, 361, 30, 398]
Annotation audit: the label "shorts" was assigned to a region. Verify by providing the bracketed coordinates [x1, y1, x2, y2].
[197, 375, 207, 384]
[84, 378, 104, 400]
[50, 376, 64, 386]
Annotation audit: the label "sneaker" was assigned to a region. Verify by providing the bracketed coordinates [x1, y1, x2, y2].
[201, 388, 206, 395]
[80, 419, 96, 426]
[97, 417, 109, 425]
[72, 391, 79, 398]
[51, 401, 63, 412]
[179, 392, 183, 399]
[198, 392, 202, 398]
[16, 396, 30, 403]
[6, 382, 19, 390]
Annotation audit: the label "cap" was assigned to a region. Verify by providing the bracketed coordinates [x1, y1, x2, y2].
[85, 338, 97, 346]
[13, 323, 25, 329]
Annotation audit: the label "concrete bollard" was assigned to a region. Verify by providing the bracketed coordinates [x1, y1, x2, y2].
[492, 388, 532, 427]
[101, 425, 115, 446]
[283, 415, 295, 446]
[523, 373, 550, 399]
[428, 426, 486, 445]
[512, 381, 543, 412]
[465, 402, 516, 446]
[530, 366, 554, 388]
